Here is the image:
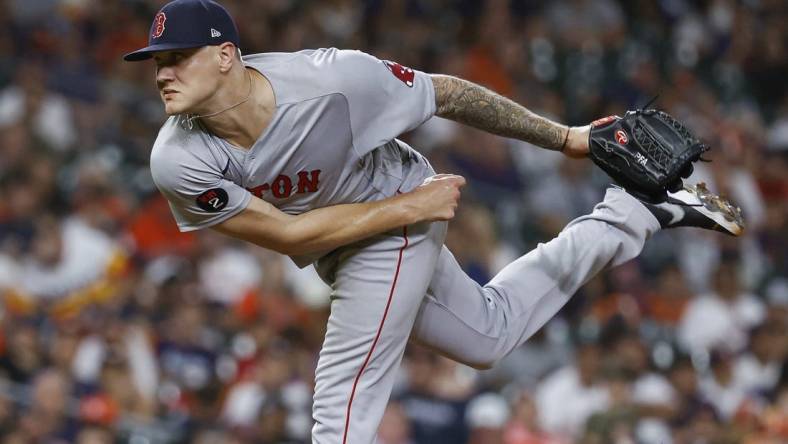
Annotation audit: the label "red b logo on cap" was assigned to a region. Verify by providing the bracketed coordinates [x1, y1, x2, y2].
[152, 12, 166, 39]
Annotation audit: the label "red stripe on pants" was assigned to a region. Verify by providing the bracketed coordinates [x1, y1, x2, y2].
[342, 226, 409, 444]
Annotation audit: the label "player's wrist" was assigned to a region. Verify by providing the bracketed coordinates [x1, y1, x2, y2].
[394, 193, 426, 225]
[563, 125, 591, 158]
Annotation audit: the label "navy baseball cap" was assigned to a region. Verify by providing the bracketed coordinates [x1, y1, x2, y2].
[123, 0, 239, 62]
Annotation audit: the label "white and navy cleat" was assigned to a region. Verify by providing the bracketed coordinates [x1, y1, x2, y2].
[639, 182, 744, 236]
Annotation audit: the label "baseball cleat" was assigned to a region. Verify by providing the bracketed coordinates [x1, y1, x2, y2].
[639, 182, 744, 236]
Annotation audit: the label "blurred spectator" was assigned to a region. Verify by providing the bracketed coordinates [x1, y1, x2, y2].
[466, 392, 510, 444]
[733, 319, 787, 398]
[397, 349, 473, 444]
[191, 428, 244, 444]
[534, 342, 610, 439]
[445, 202, 519, 284]
[667, 355, 720, 440]
[0, 321, 43, 383]
[19, 368, 77, 442]
[678, 261, 765, 354]
[0, 61, 77, 151]
[158, 303, 216, 392]
[378, 401, 413, 444]
[503, 392, 566, 444]
[75, 427, 113, 444]
[641, 264, 693, 329]
[699, 349, 749, 421]
[610, 333, 676, 444]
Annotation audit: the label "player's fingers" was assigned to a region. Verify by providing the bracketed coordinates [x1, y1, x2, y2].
[434, 173, 464, 182]
[432, 173, 463, 179]
[439, 175, 466, 188]
[421, 173, 457, 186]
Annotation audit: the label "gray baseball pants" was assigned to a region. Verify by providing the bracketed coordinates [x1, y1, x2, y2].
[311, 186, 660, 443]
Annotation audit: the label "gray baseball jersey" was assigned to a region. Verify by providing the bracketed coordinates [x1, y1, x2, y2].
[150, 48, 435, 266]
[149, 48, 661, 444]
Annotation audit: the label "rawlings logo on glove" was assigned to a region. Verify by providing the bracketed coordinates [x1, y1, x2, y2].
[588, 109, 709, 203]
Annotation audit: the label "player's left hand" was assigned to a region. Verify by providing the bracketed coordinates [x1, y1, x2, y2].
[563, 125, 591, 159]
[587, 109, 710, 202]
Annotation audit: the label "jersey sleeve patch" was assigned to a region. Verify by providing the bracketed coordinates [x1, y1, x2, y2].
[196, 188, 229, 212]
[383, 60, 415, 88]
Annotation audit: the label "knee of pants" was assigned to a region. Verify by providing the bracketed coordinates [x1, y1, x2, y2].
[453, 345, 505, 370]
[420, 339, 501, 370]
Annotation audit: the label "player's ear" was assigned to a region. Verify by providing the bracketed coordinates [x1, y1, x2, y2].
[217, 42, 237, 73]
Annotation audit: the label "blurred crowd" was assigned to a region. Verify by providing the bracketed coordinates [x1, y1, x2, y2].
[0, 0, 786, 443]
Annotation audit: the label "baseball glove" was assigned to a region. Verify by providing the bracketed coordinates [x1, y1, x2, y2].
[588, 109, 709, 203]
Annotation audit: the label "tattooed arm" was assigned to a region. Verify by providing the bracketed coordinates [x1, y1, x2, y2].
[431, 74, 589, 158]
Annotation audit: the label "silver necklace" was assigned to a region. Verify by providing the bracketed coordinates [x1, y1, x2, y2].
[183, 70, 253, 130]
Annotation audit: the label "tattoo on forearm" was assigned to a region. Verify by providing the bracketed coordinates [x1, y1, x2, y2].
[432, 75, 568, 151]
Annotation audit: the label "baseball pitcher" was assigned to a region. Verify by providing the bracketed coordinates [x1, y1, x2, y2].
[124, 1, 743, 442]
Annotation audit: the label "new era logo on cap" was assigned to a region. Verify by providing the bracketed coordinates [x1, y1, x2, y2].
[210, 28, 221, 38]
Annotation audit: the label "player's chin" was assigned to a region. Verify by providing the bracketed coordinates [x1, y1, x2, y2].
[162, 101, 187, 116]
